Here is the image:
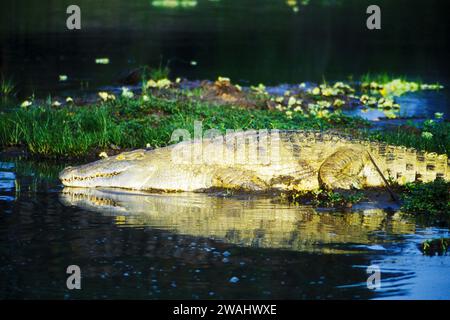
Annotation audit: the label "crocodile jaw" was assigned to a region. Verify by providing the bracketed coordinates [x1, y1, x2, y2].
[59, 157, 155, 189]
[60, 166, 126, 188]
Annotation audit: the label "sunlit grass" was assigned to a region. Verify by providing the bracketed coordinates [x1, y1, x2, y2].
[1, 93, 448, 159]
[367, 120, 450, 156]
[0, 96, 367, 158]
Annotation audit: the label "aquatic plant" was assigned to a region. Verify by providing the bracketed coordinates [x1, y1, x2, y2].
[152, 0, 197, 9]
[145, 78, 172, 90]
[401, 179, 450, 225]
[285, 0, 339, 12]
[121, 87, 134, 99]
[0, 76, 16, 97]
[146, 65, 170, 81]
[98, 91, 116, 102]
[434, 112, 444, 119]
[250, 83, 268, 95]
[421, 238, 449, 256]
[285, 189, 365, 208]
[361, 75, 443, 98]
[95, 57, 110, 64]
[20, 100, 32, 108]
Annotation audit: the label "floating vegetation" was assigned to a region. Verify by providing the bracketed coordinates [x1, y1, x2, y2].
[435, 112, 444, 119]
[152, 0, 198, 9]
[121, 87, 134, 99]
[285, 0, 344, 12]
[20, 100, 32, 108]
[250, 83, 268, 95]
[361, 77, 443, 98]
[145, 78, 172, 90]
[286, 0, 300, 13]
[268, 81, 357, 119]
[59, 75, 68, 82]
[98, 92, 116, 102]
[314, 82, 355, 97]
[95, 57, 110, 65]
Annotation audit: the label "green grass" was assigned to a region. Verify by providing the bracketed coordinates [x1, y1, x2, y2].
[140, 64, 170, 82]
[0, 95, 367, 158]
[284, 189, 365, 208]
[400, 179, 450, 226]
[0, 76, 16, 97]
[360, 72, 409, 85]
[1, 93, 449, 159]
[367, 120, 450, 156]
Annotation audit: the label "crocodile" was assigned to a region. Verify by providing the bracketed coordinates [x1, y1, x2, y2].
[59, 130, 449, 192]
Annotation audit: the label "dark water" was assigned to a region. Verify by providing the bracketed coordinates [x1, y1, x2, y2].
[1, 0, 450, 95]
[1, 158, 449, 299]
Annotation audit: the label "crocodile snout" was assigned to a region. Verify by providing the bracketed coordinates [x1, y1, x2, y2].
[59, 166, 74, 185]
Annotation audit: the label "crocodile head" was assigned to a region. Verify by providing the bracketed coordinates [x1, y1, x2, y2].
[59, 149, 157, 189]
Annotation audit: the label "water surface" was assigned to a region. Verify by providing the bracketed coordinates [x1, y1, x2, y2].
[1, 0, 449, 94]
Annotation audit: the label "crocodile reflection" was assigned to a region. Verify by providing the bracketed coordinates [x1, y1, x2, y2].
[60, 188, 415, 253]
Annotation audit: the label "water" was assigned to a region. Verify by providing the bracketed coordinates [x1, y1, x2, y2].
[1, 158, 449, 299]
[1, 0, 450, 95]
[1, 0, 449, 121]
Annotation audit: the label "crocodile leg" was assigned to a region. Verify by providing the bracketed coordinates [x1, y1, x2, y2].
[318, 147, 366, 190]
[212, 167, 269, 191]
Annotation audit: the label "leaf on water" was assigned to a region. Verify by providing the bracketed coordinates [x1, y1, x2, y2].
[95, 58, 110, 65]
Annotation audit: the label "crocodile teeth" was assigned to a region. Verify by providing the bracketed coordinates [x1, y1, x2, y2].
[63, 171, 121, 183]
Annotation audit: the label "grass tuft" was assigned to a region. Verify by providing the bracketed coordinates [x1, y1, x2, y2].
[401, 179, 450, 225]
[0, 76, 16, 97]
[0, 96, 366, 159]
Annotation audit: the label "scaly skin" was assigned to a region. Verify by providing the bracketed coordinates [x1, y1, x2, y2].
[59, 130, 450, 192]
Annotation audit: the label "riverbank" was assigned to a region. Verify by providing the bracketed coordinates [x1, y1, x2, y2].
[0, 76, 448, 160]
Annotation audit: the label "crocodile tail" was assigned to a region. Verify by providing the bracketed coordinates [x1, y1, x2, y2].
[367, 142, 449, 184]
[406, 149, 448, 183]
[411, 150, 449, 183]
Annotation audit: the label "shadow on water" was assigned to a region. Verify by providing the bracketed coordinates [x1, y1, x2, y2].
[1, 157, 450, 299]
